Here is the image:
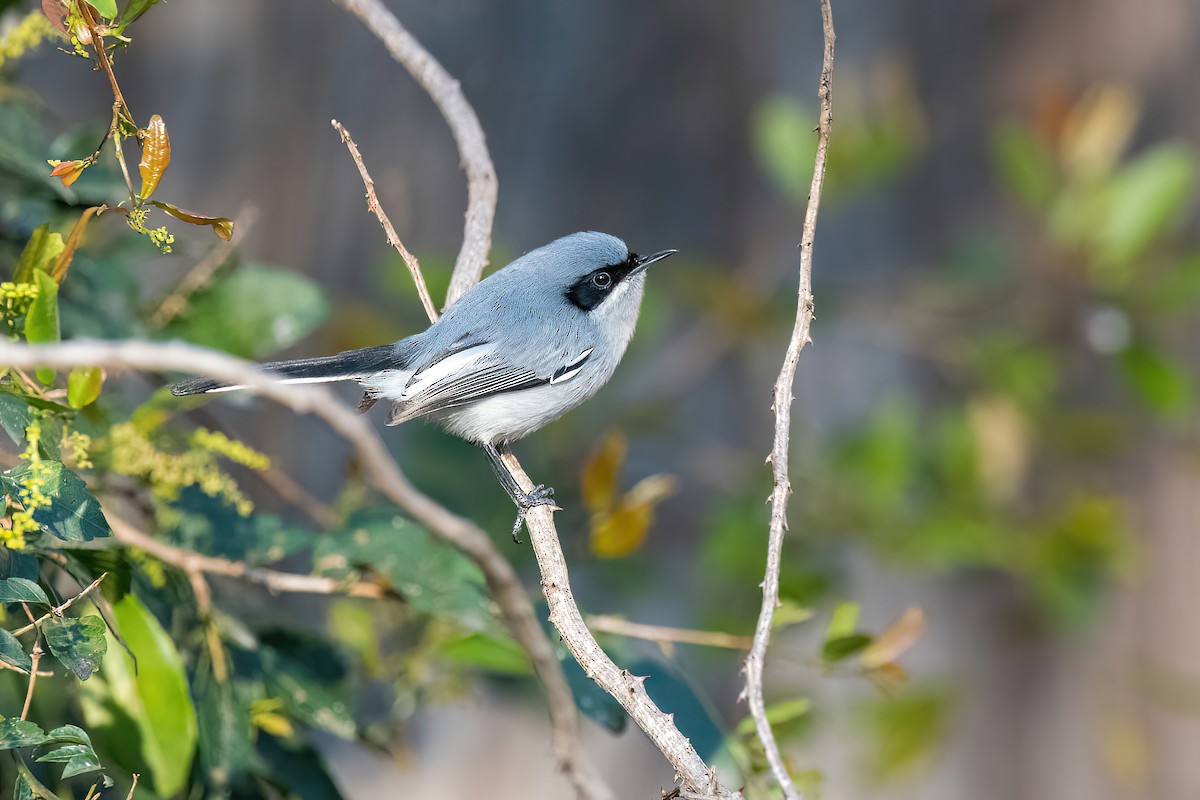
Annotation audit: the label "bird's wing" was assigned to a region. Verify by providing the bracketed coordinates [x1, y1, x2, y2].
[380, 341, 594, 426]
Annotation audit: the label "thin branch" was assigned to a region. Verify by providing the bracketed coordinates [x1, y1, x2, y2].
[743, 3, 835, 799]
[499, 453, 743, 800]
[104, 513, 384, 599]
[588, 615, 753, 650]
[0, 339, 598, 799]
[331, 0, 498, 306]
[12, 573, 107, 636]
[20, 605, 40, 720]
[331, 119, 439, 324]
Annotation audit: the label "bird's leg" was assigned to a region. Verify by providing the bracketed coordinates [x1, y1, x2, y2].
[482, 442, 556, 544]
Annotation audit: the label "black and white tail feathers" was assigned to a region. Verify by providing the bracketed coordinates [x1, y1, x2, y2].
[170, 343, 401, 396]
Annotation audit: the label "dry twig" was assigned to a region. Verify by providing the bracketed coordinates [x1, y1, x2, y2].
[331, 0, 498, 306]
[104, 513, 383, 599]
[587, 615, 754, 650]
[742, 2, 836, 798]
[500, 454, 743, 799]
[331, 119, 438, 323]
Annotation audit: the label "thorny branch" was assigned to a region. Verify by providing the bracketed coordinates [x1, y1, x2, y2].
[501, 455, 744, 800]
[0, 339, 602, 800]
[742, 1, 836, 798]
[331, 0, 498, 306]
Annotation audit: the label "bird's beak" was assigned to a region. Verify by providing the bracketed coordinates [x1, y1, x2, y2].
[631, 249, 678, 275]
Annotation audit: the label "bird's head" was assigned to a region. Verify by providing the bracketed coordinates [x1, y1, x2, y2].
[519, 232, 677, 314]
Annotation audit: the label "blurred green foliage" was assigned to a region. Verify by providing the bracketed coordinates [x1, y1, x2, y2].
[733, 75, 1198, 785]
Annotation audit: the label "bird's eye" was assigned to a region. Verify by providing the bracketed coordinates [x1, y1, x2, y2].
[591, 271, 612, 289]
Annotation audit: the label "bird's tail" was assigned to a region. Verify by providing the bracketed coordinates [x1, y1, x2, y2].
[170, 344, 401, 396]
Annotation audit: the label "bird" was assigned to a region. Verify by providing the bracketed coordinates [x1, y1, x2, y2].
[171, 231, 677, 540]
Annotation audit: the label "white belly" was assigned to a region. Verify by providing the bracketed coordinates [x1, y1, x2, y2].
[433, 381, 593, 444]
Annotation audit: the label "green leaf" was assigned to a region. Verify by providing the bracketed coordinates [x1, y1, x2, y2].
[315, 511, 492, 631]
[735, 697, 811, 737]
[84, 0, 117, 18]
[0, 461, 112, 541]
[0, 577, 50, 606]
[67, 367, 103, 409]
[1119, 345, 1194, 418]
[25, 270, 60, 384]
[0, 719, 45, 749]
[96, 595, 197, 797]
[772, 601, 815, 629]
[0, 396, 30, 445]
[822, 633, 873, 663]
[0, 627, 31, 671]
[13, 774, 33, 800]
[826, 602, 860, 640]
[990, 121, 1057, 211]
[165, 264, 329, 359]
[261, 648, 356, 739]
[440, 631, 532, 676]
[43, 615, 108, 679]
[752, 96, 814, 200]
[1095, 144, 1197, 276]
[12, 225, 64, 284]
[0, 394, 33, 445]
[194, 663, 254, 783]
[115, 0, 162, 32]
[860, 687, 953, 779]
[44, 725, 92, 747]
[36, 744, 102, 779]
[0, 548, 38, 582]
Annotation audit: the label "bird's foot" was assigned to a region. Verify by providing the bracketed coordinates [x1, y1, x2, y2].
[510, 485, 557, 544]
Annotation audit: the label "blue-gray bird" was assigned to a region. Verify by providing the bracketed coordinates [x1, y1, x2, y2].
[172, 231, 676, 537]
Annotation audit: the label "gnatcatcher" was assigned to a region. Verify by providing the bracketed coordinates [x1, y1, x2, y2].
[172, 231, 676, 539]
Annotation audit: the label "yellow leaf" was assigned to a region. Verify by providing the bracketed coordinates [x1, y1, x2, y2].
[865, 661, 909, 697]
[861, 606, 927, 668]
[580, 431, 627, 514]
[589, 474, 676, 559]
[48, 158, 88, 187]
[1059, 84, 1140, 179]
[967, 394, 1030, 504]
[252, 711, 294, 739]
[138, 115, 171, 199]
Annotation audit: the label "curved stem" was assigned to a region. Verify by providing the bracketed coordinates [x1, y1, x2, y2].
[742, 2, 836, 798]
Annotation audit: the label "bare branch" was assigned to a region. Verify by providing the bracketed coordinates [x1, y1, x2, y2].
[743, 2, 836, 799]
[587, 615, 753, 650]
[498, 453, 744, 800]
[105, 513, 385, 599]
[331, 0, 498, 306]
[0, 339, 601, 800]
[331, 119, 439, 324]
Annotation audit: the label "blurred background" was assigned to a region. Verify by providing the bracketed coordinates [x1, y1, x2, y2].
[2, 0, 1199, 798]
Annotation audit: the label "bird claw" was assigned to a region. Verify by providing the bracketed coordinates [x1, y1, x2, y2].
[510, 485, 557, 544]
